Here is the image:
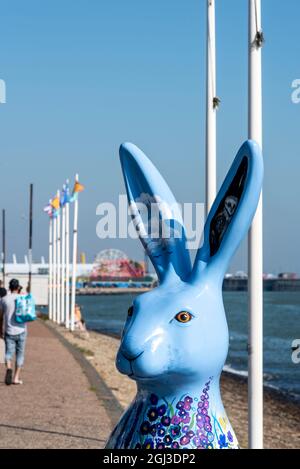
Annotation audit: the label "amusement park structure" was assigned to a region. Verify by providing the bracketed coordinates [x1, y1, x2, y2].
[90, 249, 145, 281]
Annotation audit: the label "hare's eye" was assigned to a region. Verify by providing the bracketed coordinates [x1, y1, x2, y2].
[128, 306, 134, 317]
[175, 311, 192, 323]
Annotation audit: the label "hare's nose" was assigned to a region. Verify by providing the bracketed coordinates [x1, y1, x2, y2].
[120, 336, 144, 361]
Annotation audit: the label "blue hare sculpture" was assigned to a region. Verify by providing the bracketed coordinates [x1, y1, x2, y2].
[106, 140, 263, 449]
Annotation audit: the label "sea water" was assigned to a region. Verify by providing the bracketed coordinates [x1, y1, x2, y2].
[76, 291, 300, 401]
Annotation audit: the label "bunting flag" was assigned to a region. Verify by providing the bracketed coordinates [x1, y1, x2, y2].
[71, 180, 85, 202]
[44, 178, 84, 219]
[60, 185, 68, 207]
[73, 181, 85, 194]
[44, 202, 59, 219]
[43, 203, 53, 216]
[64, 181, 72, 203]
[52, 210, 59, 218]
[59, 181, 73, 204]
[48, 195, 60, 218]
[51, 196, 60, 210]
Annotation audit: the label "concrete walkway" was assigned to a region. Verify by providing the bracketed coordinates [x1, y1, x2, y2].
[0, 320, 112, 449]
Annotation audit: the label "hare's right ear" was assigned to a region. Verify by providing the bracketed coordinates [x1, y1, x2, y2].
[191, 140, 263, 282]
[119, 143, 192, 283]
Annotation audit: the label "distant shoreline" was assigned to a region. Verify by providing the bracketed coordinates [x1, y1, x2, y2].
[223, 278, 300, 292]
[77, 287, 151, 295]
[76, 278, 300, 295]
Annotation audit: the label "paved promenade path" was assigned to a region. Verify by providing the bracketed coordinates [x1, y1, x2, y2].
[0, 320, 113, 449]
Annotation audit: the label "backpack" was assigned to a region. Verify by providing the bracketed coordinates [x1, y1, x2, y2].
[14, 294, 36, 323]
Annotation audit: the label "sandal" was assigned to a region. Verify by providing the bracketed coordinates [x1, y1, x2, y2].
[13, 380, 23, 385]
[5, 369, 13, 385]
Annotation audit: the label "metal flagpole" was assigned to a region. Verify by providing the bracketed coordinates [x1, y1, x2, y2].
[65, 182, 70, 329]
[2, 209, 5, 287]
[61, 197, 66, 325]
[248, 0, 264, 449]
[28, 184, 33, 293]
[56, 190, 61, 324]
[49, 216, 53, 321]
[53, 213, 57, 323]
[205, 0, 217, 216]
[70, 175, 79, 332]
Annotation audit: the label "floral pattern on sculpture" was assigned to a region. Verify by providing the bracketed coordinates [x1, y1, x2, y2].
[135, 378, 237, 449]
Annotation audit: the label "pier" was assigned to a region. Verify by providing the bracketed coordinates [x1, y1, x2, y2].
[223, 278, 300, 292]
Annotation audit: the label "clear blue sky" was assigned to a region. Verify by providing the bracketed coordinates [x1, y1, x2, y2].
[0, 0, 299, 274]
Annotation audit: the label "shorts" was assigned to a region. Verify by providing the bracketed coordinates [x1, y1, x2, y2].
[5, 331, 27, 368]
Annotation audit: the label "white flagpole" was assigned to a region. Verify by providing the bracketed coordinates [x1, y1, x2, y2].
[248, 0, 263, 449]
[65, 183, 70, 329]
[70, 175, 79, 331]
[52, 214, 57, 323]
[205, 0, 217, 216]
[56, 190, 61, 324]
[48, 216, 53, 321]
[61, 200, 66, 326]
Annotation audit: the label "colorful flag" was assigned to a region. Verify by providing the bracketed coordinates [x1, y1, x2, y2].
[60, 185, 68, 207]
[43, 203, 52, 216]
[73, 181, 85, 194]
[70, 179, 85, 202]
[44, 201, 59, 219]
[64, 181, 72, 203]
[51, 209, 59, 219]
[51, 196, 60, 210]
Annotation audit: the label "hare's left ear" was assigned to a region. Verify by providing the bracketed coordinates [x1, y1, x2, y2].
[119, 142, 192, 283]
[191, 140, 263, 282]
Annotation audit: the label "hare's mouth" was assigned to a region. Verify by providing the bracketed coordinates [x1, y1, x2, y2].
[119, 350, 144, 377]
[121, 350, 144, 362]
[118, 350, 162, 381]
[129, 373, 161, 381]
[121, 351, 160, 380]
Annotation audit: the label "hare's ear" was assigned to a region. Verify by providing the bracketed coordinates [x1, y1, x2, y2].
[119, 142, 191, 283]
[191, 140, 263, 282]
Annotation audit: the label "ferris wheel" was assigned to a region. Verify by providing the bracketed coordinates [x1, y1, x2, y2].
[95, 249, 128, 264]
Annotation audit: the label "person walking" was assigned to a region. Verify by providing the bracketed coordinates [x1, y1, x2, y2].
[0, 278, 26, 385]
[0, 285, 6, 364]
[0, 285, 7, 299]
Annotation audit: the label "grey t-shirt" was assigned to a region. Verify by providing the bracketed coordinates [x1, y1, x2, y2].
[2, 293, 26, 336]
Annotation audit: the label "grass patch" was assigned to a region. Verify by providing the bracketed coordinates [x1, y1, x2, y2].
[38, 314, 49, 321]
[76, 346, 94, 357]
